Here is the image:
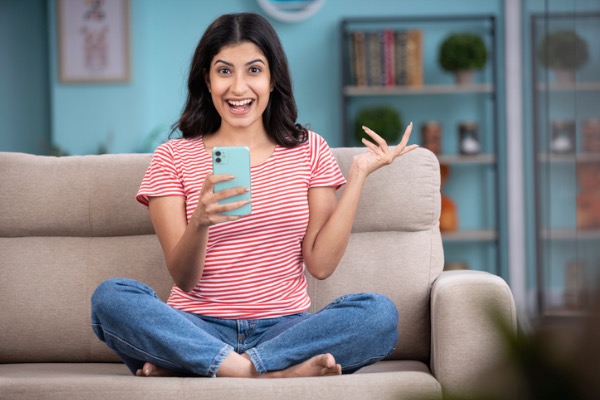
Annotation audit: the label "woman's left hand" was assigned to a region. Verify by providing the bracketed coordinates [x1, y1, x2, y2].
[355, 122, 419, 177]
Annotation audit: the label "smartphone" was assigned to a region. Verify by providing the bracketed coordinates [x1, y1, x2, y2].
[211, 146, 252, 216]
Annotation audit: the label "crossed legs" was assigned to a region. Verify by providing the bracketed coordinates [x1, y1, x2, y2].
[92, 279, 397, 378]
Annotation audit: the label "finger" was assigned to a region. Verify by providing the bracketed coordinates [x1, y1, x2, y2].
[398, 144, 420, 156]
[212, 186, 250, 202]
[394, 122, 414, 156]
[199, 184, 247, 213]
[398, 122, 413, 146]
[207, 213, 243, 225]
[201, 173, 234, 195]
[218, 199, 252, 214]
[362, 126, 389, 152]
[361, 137, 382, 155]
[208, 173, 236, 186]
[204, 197, 251, 219]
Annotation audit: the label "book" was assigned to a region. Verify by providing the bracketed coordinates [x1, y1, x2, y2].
[348, 28, 423, 87]
[353, 31, 367, 86]
[406, 29, 423, 86]
[367, 31, 383, 86]
[394, 30, 407, 85]
[383, 29, 395, 86]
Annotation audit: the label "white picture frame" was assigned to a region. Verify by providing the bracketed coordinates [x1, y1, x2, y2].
[57, 0, 130, 83]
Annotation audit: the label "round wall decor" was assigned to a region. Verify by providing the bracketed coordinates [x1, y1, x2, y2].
[257, 0, 325, 23]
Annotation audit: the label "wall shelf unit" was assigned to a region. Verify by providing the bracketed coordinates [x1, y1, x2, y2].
[531, 11, 600, 318]
[340, 15, 504, 277]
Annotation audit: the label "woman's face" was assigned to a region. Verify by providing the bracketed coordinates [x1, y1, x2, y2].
[207, 42, 272, 134]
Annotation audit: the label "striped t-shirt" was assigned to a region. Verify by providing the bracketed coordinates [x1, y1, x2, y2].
[136, 131, 346, 319]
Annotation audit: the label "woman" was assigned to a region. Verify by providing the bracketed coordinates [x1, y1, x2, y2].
[91, 12, 417, 378]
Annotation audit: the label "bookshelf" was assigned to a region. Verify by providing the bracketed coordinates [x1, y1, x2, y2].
[340, 15, 503, 277]
[530, 11, 600, 317]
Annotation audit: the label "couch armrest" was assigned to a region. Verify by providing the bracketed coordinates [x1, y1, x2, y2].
[430, 270, 516, 396]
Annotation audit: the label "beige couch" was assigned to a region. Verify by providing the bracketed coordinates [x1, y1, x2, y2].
[0, 148, 516, 400]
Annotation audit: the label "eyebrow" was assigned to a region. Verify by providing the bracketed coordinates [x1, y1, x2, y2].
[214, 58, 266, 67]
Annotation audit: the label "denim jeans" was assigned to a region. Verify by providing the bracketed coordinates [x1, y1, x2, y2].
[91, 278, 398, 377]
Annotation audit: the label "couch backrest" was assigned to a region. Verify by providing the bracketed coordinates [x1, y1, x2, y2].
[0, 148, 442, 364]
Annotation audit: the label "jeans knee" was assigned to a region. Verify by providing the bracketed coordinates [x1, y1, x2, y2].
[91, 278, 147, 315]
[359, 293, 399, 341]
[92, 278, 121, 305]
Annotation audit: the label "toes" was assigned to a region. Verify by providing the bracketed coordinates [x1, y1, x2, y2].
[322, 353, 336, 368]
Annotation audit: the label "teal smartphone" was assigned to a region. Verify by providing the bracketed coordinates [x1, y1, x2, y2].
[212, 146, 252, 216]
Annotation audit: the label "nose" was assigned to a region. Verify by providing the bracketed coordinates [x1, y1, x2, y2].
[231, 73, 247, 95]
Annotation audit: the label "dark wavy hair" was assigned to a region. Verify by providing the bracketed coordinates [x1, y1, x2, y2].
[171, 13, 307, 147]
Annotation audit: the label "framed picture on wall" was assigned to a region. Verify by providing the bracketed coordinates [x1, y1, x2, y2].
[57, 0, 130, 83]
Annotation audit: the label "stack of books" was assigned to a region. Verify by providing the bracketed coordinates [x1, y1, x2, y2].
[348, 29, 423, 87]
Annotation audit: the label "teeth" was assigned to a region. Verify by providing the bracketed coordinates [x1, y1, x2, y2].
[228, 99, 252, 106]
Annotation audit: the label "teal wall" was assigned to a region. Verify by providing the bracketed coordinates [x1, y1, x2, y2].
[0, 0, 50, 154]
[1, 0, 504, 155]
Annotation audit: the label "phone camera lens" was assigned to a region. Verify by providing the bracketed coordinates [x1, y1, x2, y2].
[215, 151, 222, 156]
[215, 157, 221, 163]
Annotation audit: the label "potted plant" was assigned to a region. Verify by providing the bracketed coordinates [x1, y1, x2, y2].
[353, 106, 402, 145]
[438, 32, 487, 84]
[538, 30, 589, 84]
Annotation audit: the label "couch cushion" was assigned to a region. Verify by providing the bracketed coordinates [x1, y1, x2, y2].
[0, 362, 442, 400]
[0, 236, 171, 363]
[0, 152, 154, 238]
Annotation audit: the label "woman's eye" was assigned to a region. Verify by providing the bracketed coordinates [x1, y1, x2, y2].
[249, 67, 261, 73]
[218, 67, 231, 74]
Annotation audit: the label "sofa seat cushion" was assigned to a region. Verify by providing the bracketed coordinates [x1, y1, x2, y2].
[0, 361, 441, 400]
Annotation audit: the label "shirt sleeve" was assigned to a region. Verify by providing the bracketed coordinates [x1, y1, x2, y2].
[308, 132, 347, 189]
[136, 142, 185, 207]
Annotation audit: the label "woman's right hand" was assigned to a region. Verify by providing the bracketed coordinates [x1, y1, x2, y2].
[191, 174, 251, 226]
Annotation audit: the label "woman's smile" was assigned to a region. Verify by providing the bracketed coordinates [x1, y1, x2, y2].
[226, 98, 255, 114]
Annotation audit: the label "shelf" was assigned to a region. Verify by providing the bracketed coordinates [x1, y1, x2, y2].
[535, 81, 600, 92]
[442, 230, 497, 242]
[438, 153, 496, 165]
[540, 228, 600, 241]
[537, 152, 600, 163]
[343, 83, 494, 97]
[542, 307, 590, 318]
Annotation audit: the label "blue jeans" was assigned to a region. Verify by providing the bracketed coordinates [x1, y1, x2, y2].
[91, 278, 398, 377]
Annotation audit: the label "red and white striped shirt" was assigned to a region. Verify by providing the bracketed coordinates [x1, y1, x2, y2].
[136, 131, 346, 319]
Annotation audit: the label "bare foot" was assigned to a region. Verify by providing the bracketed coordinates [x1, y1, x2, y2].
[135, 362, 180, 377]
[263, 353, 342, 378]
[138, 353, 342, 378]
